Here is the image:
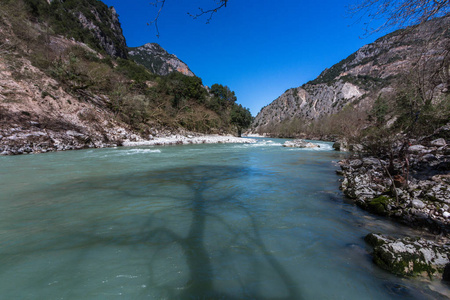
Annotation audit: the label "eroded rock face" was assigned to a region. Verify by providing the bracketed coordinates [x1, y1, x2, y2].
[252, 81, 366, 130]
[73, 3, 128, 58]
[365, 233, 450, 278]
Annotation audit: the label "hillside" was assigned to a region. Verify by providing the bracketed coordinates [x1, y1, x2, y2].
[128, 43, 194, 77]
[0, 0, 250, 155]
[252, 15, 450, 137]
[23, 0, 128, 58]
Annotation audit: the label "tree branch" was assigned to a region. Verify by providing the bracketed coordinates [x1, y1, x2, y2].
[149, 0, 229, 37]
[148, 0, 166, 38]
[187, 0, 228, 24]
[349, 0, 450, 36]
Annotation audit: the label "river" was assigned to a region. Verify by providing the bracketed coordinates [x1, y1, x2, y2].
[0, 138, 448, 299]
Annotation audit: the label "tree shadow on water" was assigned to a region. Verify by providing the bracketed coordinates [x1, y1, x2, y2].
[2, 165, 304, 299]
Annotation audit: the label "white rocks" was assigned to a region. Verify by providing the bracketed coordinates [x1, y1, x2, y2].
[390, 241, 416, 254]
[122, 135, 256, 147]
[408, 144, 426, 153]
[412, 199, 426, 209]
[283, 139, 319, 148]
[341, 82, 363, 100]
[365, 233, 450, 278]
[430, 138, 446, 147]
[338, 143, 450, 236]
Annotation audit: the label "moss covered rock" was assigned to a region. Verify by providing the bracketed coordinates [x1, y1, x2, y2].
[365, 233, 450, 278]
[367, 195, 394, 216]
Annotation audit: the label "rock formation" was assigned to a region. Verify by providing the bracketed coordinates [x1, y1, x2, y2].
[128, 43, 195, 77]
[365, 233, 450, 278]
[75, 5, 128, 58]
[252, 15, 450, 133]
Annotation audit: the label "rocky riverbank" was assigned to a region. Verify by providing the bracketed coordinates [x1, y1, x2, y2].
[0, 126, 255, 155]
[338, 139, 450, 236]
[336, 125, 450, 279]
[122, 134, 256, 147]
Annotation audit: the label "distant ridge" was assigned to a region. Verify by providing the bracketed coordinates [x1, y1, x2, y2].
[128, 43, 195, 77]
[252, 15, 450, 133]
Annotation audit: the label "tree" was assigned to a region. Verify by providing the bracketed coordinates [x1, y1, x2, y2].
[230, 104, 252, 137]
[210, 83, 237, 107]
[349, 0, 450, 35]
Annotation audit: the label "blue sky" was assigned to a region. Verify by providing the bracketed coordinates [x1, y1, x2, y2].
[102, 0, 387, 115]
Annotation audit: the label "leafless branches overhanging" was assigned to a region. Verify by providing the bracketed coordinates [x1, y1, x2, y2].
[149, 0, 229, 37]
[349, 0, 450, 35]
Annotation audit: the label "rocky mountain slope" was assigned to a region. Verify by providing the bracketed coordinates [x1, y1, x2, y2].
[252, 15, 450, 133]
[129, 43, 195, 77]
[26, 0, 128, 58]
[0, 0, 246, 155]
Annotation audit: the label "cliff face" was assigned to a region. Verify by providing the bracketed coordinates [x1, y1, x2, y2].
[252, 15, 450, 132]
[74, 5, 128, 58]
[128, 43, 195, 76]
[26, 0, 128, 58]
[253, 81, 366, 129]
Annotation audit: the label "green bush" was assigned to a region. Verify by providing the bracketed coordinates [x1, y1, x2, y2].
[116, 58, 154, 82]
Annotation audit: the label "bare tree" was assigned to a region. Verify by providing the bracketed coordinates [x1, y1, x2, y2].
[149, 0, 228, 37]
[349, 0, 450, 35]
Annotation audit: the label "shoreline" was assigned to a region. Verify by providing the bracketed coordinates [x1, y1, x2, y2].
[0, 130, 257, 156]
[122, 134, 257, 147]
[336, 134, 450, 280]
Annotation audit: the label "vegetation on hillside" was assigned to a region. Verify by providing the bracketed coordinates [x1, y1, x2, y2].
[258, 59, 449, 143]
[23, 0, 128, 58]
[256, 12, 450, 144]
[128, 43, 194, 77]
[0, 0, 252, 136]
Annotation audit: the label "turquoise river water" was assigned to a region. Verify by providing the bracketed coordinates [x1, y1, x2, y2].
[0, 138, 449, 299]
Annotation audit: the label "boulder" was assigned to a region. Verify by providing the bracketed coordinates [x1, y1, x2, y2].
[409, 145, 427, 153]
[349, 159, 363, 169]
[365, 233, 450, 278]
[412, 199, 426, 209]
[430, 138, 447, 147]
[333, 139, 349, 151]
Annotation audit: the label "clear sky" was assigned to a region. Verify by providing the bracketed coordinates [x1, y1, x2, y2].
[102, 0, 387, 116]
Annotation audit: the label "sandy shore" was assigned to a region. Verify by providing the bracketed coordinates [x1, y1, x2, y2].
[122, 134, 257, 147]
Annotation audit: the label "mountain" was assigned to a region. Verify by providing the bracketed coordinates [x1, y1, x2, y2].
[129, 43, 195, 77]
[0, 0, 247, 155]
[25, 0, 128, 58]
[252, 15, 450, 134]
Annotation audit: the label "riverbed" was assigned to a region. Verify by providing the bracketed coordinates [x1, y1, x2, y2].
[0, 138, 448, 299]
